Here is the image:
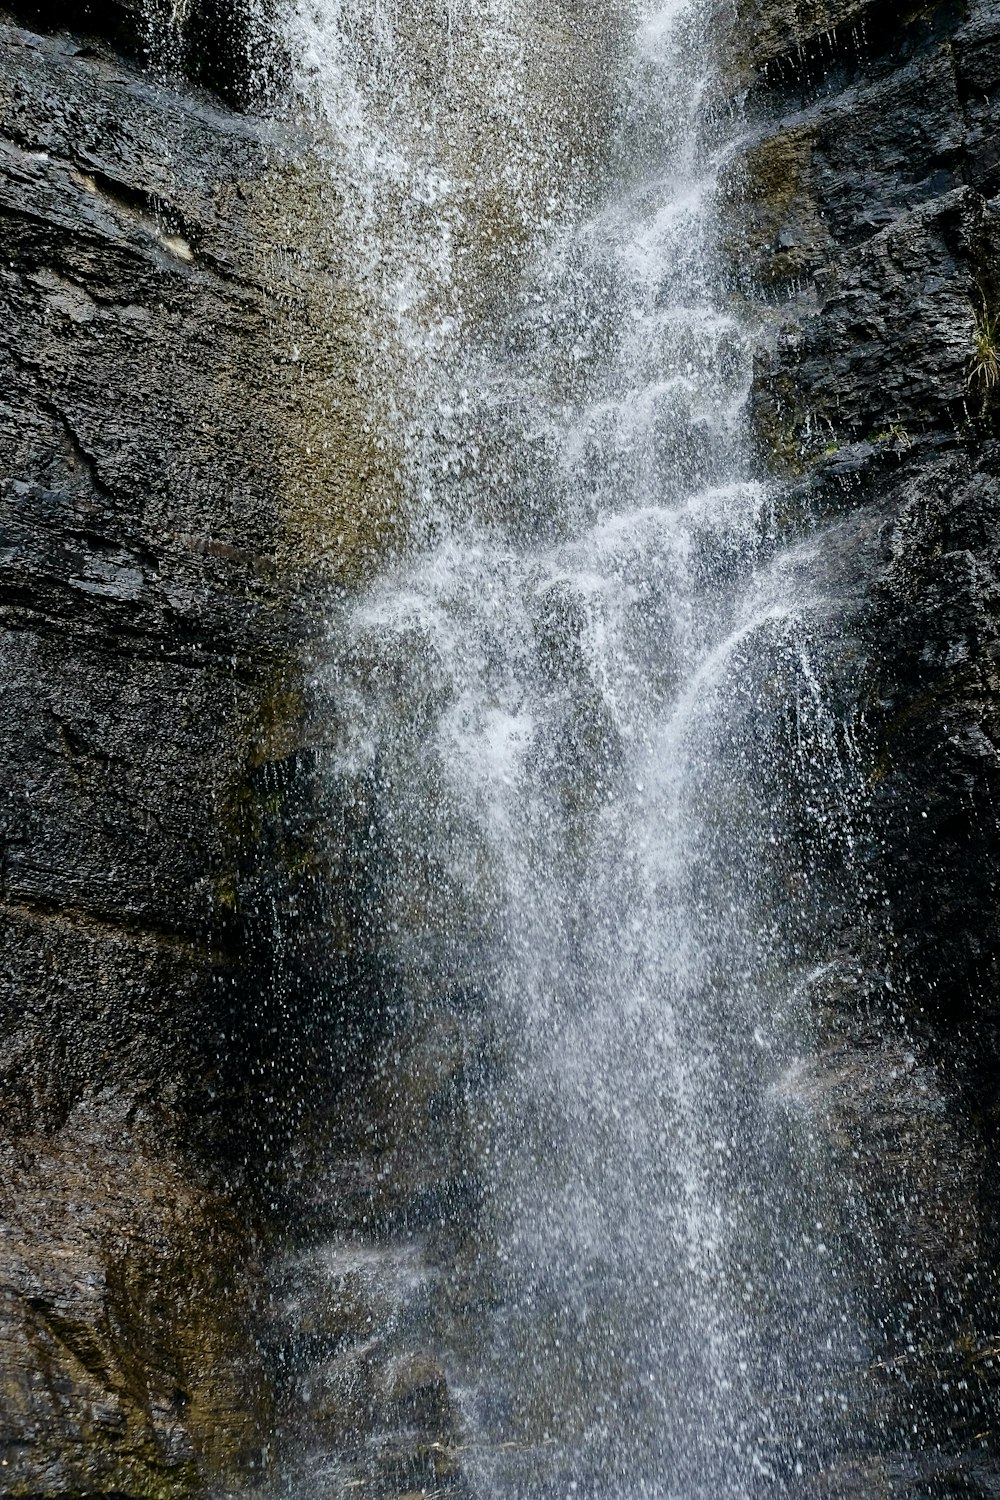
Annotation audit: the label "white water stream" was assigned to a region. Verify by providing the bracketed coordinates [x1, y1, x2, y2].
[282, 0, 866, 1493]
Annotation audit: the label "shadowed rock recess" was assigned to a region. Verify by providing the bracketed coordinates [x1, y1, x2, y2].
[3, 0, 1000, 1497]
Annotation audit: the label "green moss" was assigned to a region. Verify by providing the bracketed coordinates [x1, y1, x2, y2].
[752, 375, 809, 476]
[869, 422, 913, 446]
[247, 157, 409, 590]
[723, 125, 828, 289]
[214, 872, 238, 913]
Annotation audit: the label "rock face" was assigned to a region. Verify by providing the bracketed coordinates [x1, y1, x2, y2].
[5, 0, 1000, 1495]
[729, 0, 1000, 1487]
[0, 8, 369, 1493]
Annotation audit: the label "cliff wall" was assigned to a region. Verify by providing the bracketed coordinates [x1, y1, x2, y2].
[0, 9, 364, 1492]
[730, 0, 1000, 1489]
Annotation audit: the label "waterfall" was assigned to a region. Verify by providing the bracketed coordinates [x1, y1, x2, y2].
[277, 0, 871, 1493]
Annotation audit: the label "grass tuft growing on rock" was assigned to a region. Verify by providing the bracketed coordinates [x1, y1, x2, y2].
[969, 304, 1000, 392]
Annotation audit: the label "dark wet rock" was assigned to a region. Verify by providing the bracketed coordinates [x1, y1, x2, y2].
[0, 13, 371, 1496]
[752, 186, 988, 460]
[1, 0, 286, 107]
[385, 1353, 461, 1437]
[730, 0, 1000, 1486]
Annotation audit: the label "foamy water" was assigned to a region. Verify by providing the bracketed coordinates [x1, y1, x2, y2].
[282, 0, 867, 1492]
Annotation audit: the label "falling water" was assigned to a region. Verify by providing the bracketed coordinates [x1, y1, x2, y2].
[279, 0, 872, 1493]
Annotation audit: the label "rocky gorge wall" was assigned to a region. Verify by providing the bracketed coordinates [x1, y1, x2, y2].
[728, 0, 1000, 1489]
[2, 0, 1000, 1497]
[0, 5, 385, 1492]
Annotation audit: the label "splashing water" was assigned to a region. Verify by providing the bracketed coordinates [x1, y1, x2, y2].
[282, 0, 869, 1493]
